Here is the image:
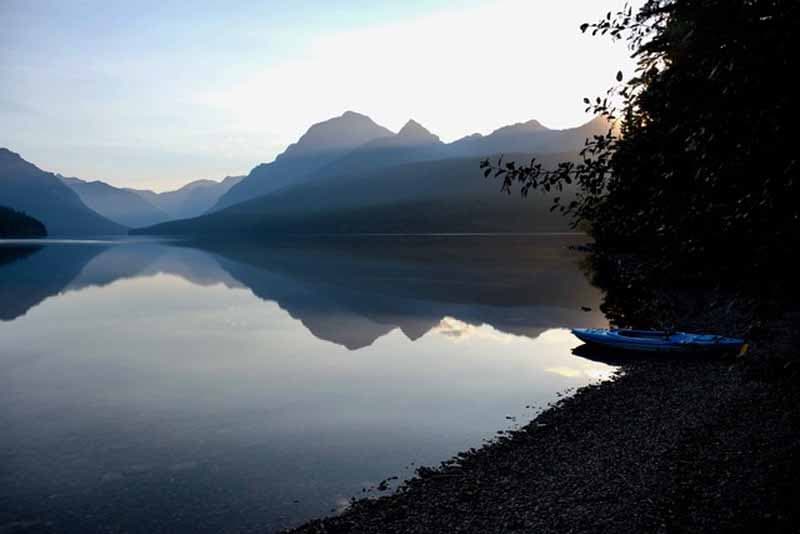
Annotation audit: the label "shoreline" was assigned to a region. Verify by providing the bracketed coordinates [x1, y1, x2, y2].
[288, 356, 799, 533]
[287, 250, 800, 533]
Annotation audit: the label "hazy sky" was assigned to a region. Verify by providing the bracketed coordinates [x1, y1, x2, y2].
[1, 0, 638, 191]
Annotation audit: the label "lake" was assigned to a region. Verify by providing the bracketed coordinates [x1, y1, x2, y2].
[0, 235, 613, 533]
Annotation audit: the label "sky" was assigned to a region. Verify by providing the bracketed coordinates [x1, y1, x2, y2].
[0, 0, 638, 191]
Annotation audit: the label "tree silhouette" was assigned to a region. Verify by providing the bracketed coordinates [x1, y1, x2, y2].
[0, 206, 47, 238]
[484, 0, 799, 277]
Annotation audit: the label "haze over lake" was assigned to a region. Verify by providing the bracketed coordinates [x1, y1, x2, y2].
[0, 235, 613, 533]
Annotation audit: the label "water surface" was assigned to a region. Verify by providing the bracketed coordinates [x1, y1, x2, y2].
[0, 236, 612, 533]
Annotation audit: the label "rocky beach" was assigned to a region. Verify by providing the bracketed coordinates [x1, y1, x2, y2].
[290, 356, 799, 533]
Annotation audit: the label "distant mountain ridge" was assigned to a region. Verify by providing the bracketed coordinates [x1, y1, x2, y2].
[1, 148, 242, 231]
[446, 115, 611, 157]
[303, 118, 450, 184]
[135, 112, 611, 237]
[59, 174, 244, 229]
[61, 176, 172, 228]
[214, 111, 393, 210]
[126, 175, 243, 221]
[2, 112, 612, 238]
[133, 151, 580, 237]
[212, 112, 612, 213]
[0, 148, 126, 236]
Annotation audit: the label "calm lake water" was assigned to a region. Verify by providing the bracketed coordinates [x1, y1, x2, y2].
[0, 235, 612, 533]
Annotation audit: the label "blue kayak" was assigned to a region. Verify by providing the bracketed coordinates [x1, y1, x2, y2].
[571, 328, 745, 353]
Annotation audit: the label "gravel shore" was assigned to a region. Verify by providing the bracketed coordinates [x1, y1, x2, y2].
[289, 356, 800, 533]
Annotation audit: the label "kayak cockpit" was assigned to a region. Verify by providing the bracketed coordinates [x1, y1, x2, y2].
[615, 330, 670, 339]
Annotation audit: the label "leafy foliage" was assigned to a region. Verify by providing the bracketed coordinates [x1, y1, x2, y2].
[483, 0, 800, 277]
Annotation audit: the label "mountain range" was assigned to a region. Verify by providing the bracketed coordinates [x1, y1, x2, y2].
[211, 111, 608, 213]
[0, 147, 243, 234]
[135, 112, 610, 236]
[1, 111, 611, 237]
[61, 175, 243, 228]
[125, 175, 244, 220]
[59, 176, 172, 228]
[0, 148, 126, 236]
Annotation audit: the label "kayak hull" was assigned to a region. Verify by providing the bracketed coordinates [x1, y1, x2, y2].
[571, 328, 745, 353]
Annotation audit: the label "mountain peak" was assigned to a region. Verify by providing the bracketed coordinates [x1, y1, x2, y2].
[489, 119, 549, 137]
[341, 110, 369, 119]
[395, 119, 441, 144]
[399, 119, 428, 136]
[523, 119, 546, 129]
[279, 111, 393, 160]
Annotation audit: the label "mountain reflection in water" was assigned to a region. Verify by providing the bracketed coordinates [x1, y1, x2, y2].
[0, 236, 606, 348]
[0, 235, 612, 534]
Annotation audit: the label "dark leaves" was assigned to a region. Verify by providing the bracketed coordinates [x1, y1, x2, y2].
[481, 0, 798, 281]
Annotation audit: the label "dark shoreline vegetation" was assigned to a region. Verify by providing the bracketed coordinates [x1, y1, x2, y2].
[0, 206, 47, 238]
[479, 0, 799, 364]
